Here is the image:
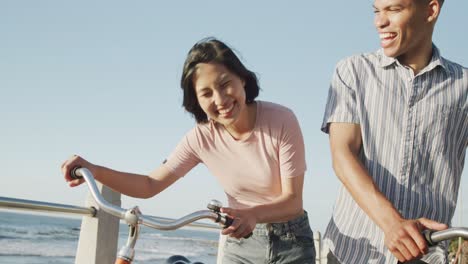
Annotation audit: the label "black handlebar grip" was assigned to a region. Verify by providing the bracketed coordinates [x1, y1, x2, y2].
[224, 216, 253, 239]
[70, 166, 83, 180]
[244, 232, 253, 239]
[422, 229, 436, 246]
[224, 215, 233, 228]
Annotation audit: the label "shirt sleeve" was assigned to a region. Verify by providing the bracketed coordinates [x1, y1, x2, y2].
[278, 109, 307, 179]
[163, 127, 201, 179]
[321, 58, 360, 134]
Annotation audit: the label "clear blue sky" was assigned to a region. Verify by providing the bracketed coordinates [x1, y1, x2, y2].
[1, 1, 467, 233]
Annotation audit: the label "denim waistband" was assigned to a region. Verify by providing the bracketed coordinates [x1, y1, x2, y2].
[253, 210, 310, 236]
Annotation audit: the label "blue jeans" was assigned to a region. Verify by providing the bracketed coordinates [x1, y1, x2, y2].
[222, 211, 316, 264]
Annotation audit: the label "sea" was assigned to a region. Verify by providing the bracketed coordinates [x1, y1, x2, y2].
[0, 210, 219, 264]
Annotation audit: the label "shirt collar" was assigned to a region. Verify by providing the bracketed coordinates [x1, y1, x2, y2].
[425, 45, 452, 73]
[377, 49, 397, 68]
[377, 44, 452, 73]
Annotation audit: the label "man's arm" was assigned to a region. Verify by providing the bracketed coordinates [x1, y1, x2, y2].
[329, 122, 447, 262]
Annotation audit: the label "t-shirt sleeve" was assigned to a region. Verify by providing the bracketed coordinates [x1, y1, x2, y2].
[279, 109, 306, 179]
[163, 127, 201, 179]
[321, 58, 360, 134]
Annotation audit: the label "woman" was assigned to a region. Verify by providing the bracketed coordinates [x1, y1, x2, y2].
[62, 38, 316, 263]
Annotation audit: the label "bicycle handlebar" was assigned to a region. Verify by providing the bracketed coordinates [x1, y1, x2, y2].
[72, 167, 468, 242]
[71, 167, 229, 229]
[71, 167, 467, 263]
[423, 227, 468, 246]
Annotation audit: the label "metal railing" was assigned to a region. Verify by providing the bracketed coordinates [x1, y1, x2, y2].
[0, 192, 222, 264]
[0, 196, 219, 230]
[0, 196, 96, 216]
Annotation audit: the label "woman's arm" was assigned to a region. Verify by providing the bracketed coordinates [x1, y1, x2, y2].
[221, 174, 304, 239]
[61, 155, 180, 199]
[251, 174, 304, 223]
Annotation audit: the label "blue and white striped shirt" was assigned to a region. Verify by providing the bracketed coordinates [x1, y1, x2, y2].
[321, 46, 467, 264]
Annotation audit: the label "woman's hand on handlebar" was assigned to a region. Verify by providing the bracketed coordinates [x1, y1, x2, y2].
[220, 207, 256, 239]
[61, 155, 96, 187]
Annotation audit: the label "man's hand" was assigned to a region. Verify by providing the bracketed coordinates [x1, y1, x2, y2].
[384, 218, 447, 262]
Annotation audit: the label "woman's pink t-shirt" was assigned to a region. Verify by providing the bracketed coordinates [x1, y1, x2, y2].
[163, 101, 306, 208]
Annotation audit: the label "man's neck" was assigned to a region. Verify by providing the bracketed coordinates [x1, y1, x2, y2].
[397, 42, 433, 75]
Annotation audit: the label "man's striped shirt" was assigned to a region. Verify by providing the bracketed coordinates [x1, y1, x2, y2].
[321, 46, 467, 264]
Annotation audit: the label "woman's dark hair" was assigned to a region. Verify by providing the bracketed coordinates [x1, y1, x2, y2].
[180, 38, 260, 123]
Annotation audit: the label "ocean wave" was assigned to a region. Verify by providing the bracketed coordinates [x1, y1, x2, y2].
[0, 211, 217, 263]
[0, 253, 59, 257]
[0, 235, 19, 240]
[0, 225, 79, 241]
[0, 226, 28, 235]
[142, 234, 218, 249]
[0, 240, 77, 257]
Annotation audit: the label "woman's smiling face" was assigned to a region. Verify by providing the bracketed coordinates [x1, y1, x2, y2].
[192, 62, 246, 127]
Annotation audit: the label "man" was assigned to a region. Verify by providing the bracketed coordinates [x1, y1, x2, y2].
[321, 0, 467, 263]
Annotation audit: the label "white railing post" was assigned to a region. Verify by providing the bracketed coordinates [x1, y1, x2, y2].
[314, 231, 322, 264]
[75, 184, 121, 264]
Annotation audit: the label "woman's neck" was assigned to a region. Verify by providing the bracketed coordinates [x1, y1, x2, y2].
[225, 102, 257, 140]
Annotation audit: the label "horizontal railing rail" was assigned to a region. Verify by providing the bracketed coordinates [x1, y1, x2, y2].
[0, 196, 96, 216]
[0, 196, 218, 230]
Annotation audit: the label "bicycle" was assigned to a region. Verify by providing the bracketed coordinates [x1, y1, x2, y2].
[70, 167, 237, 264]
[71, 167, 467, 264]
[422, 226, 468, 263]
[423, 228, 468, 246]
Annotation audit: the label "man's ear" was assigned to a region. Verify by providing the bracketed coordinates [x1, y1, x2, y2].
[427, 0, 441, 23]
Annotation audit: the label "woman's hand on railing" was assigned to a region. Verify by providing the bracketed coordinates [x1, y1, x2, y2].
[61, 155, 95, 187]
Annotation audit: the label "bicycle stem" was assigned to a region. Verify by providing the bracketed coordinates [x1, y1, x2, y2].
[117, 225, 139, 262]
